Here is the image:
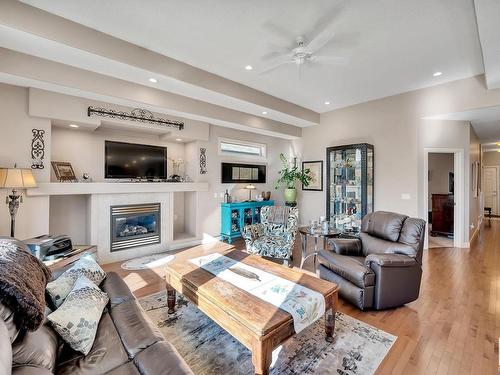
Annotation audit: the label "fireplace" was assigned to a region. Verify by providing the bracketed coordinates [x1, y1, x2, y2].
[110, 203, 161, 251]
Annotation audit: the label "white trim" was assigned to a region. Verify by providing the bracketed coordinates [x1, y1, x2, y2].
[423, 148, 465, 249]
[218, 137, 267, 161]
[483, 165, 499, 215]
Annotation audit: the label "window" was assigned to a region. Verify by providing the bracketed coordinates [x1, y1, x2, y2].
[219, 138, 267, 159]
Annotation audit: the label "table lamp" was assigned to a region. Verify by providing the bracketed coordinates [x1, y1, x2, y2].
[245, 184, 256, 201]
[0, 165, 37, 237]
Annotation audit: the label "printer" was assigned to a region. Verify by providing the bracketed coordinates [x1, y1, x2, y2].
[24, 234, 73, 260]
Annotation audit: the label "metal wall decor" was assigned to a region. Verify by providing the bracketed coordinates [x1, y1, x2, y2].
[87, 106, 184, 130]
[200, 148, 207, 174]
[30, 129, 45, 169]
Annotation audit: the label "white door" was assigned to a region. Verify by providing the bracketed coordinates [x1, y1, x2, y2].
[483, 166, 498, 214]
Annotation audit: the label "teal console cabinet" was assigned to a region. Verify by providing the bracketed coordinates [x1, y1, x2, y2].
[220, 201, 274, 243]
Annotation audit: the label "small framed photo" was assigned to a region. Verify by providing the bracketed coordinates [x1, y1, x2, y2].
[302, 160, 323, 191]
[51, 161, 77, 182]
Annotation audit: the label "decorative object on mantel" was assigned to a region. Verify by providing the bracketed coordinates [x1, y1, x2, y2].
[121, 253, 175, 271]
[302, 160, 323, 191]
[168, 158, 185, 182]
[140, 291, 396, 375]
[199, 148, 207, 174]
[51, 161, 77, 182]
[0, 165, 37, 237]
[87, 106, 184, 130]
[275, 154, 312, 204]
[261, 191, 271, 201]
[30, 129, 45, 169]
[82, 173, 92, 182]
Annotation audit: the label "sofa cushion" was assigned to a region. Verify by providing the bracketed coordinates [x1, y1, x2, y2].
[317, 250, 375, 288]
[110, 299, 164, 359]
[133, 342, 193, 375]
[46, 256, 106, 308]
[0, 319, 12, 375]
[361, 211, 408, 242]
[48, 276, 109, 355]
[12, 308, 59, 373]
[12, 366, 52, 375]
[105, 362, 141, 375]
[56, 312, 129, 375]
[101, 272, 135, 308]
[360, 232, 416, 257]
[247, 236, 289, 259]
[0, 303, 19, 343]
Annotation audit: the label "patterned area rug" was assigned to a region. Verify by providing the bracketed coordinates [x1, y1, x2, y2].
[120, 254, 174, 270]
[139, 291, 396, 375]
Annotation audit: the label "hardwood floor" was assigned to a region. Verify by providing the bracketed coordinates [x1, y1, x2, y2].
[102, 221, 499, 374]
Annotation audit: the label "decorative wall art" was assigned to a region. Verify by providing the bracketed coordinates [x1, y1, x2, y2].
[30, 129, 45, 169]
[51, 161, 77, 182]
[221, 163, 266, 183]
[472, 161, 479, 198]
[199, 148, 207, 174]
[87, 106, 184, 130]
[302, 161, 323, 191]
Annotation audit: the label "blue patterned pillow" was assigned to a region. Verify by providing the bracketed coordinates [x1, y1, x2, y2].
[47, 276, 108, 355]
[46, 256, 105, 308]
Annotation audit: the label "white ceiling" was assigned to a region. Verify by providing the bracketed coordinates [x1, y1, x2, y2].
[20, 0, 485, 113]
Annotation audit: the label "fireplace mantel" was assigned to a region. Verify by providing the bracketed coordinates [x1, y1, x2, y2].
[26, 182, 209, 196]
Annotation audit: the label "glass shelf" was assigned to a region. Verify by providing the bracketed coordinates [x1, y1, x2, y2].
[327, 143, 374, 232]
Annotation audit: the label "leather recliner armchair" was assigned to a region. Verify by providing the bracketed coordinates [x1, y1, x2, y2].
[316, 211, 426, 310]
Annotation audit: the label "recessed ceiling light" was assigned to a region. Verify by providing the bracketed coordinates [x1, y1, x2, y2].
[324, 101, 331, 105]
[149, 78, 158, 83]
[245, 65, 253, 71]
[262, 111, 268, 115]
[175, 138, 183, 142]
[497, 150, 500, 153]
[69, 124, 79, 128]
[433, 72, 443, 77]
[496, 142, 500, 146]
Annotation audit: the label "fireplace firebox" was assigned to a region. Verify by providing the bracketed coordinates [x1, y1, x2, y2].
[110, 203, 161, 251]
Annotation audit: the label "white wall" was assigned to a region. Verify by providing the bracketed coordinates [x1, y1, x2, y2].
[0, 84, 51, 239]
[186, 125, 292, 238]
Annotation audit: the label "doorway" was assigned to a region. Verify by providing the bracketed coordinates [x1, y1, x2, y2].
[423, 148, 464, 249]
[483, 166, 498, 215]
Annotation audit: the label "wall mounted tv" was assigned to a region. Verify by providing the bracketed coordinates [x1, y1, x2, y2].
[105, 141, 167, 179]
[221, 162, 266, 183]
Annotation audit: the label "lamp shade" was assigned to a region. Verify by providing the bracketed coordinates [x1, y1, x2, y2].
[245, 184, 256, 190]
[0, 168, 37, 188]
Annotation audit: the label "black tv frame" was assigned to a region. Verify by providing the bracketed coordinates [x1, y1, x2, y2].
[105, 140, 168, 179]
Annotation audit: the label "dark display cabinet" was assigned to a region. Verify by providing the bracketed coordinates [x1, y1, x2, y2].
[326, 143, 374, 233]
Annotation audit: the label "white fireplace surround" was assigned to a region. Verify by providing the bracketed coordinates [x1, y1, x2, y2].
[27, 182, 208, 264]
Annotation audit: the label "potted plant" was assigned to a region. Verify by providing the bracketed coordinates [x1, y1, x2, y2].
[275, 154, 312, 203]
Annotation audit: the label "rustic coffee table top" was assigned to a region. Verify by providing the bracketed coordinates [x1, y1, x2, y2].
[164, 245, 338, 337]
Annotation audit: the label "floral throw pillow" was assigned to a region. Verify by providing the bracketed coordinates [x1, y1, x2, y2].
[47, 275, 108, 355]
[46, 256, 106, 308]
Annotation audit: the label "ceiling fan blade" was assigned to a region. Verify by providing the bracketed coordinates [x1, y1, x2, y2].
[259, 56, 293, 74]
[311, 55, 349, 65]
[305, 22, 337, 54]
[262, 21, 296, 47]
[261, 42, 292, 61]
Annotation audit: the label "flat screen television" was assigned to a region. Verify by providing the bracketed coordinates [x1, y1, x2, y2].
[105, 141, 167, 179]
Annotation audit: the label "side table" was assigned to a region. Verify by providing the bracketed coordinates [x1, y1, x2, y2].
[298, 226, 341, 268]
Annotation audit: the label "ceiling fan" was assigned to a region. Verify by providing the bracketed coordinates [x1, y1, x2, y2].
[259, 16, 348, 74]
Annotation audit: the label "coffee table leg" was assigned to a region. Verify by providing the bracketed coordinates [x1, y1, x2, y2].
[251, 339, 272, 375]
[166, 281, 176, 314]
[325, 292, 338, 342]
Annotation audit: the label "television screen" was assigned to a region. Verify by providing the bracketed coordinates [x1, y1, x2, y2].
[105, 141, 167, 179]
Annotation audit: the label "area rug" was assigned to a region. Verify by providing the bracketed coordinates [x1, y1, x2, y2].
[139, 291, 396, 375]
[120, 254, 174, 270]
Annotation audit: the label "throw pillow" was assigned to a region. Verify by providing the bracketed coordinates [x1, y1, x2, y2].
[46, 256, 106, 308]
[47, 276, 109, 355]
[0, 238, 52, 331]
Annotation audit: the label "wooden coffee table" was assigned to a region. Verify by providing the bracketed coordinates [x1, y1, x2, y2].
[164, 246, 339, 375]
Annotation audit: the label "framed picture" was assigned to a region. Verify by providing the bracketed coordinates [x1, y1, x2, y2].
[302, 160, 323, 191]
[51, 161, 77, 182]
